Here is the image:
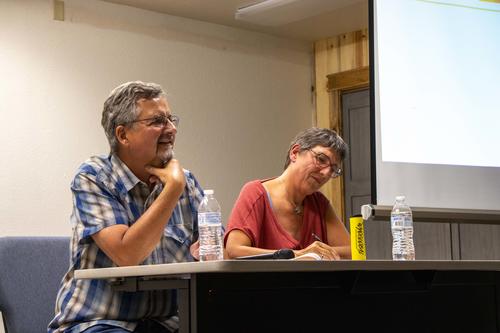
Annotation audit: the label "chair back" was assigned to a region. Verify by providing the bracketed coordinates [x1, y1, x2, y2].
[0, 237, 70, 333]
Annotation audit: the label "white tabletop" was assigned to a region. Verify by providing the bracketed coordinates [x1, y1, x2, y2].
[75, 259, 500, 280]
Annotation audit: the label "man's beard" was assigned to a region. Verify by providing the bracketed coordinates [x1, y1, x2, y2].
[151, 144, 174, 167]
[160, 145, 174, 165]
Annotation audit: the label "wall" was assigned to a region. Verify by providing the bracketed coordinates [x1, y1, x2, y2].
[0, 0, 313, 236]
[314, 29, 369, 221]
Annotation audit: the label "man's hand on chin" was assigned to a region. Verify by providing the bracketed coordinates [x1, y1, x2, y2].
[145, 158, 185, 191]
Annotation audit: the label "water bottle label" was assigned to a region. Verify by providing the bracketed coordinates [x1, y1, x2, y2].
[199, 212, 221, 225]
[391, 215, 404, 227]
[391, 213, 412, 226]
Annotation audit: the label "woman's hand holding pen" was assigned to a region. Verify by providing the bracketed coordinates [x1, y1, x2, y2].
[294, 240, 340, 260]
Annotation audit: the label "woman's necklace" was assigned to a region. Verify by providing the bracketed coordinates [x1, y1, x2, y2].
[279, 177, 303, 215]
[292, 204, 303, 215]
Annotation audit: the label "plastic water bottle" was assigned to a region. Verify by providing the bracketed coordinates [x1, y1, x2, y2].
[198, 190, 223, 261]
[391, 196, 415, 260]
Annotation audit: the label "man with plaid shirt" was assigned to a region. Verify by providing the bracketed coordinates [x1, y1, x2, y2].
[49, 81, 203, 333]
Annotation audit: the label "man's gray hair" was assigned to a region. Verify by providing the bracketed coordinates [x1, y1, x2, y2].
[284, 127, 348, 169]
[101, 81, 165, 152]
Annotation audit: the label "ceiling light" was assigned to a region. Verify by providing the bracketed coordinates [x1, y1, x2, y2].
[235, 0, 357, 26]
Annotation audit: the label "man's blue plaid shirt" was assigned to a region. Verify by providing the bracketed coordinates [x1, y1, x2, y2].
[48, 154, 204, 332]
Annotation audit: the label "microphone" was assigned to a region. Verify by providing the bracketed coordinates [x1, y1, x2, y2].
[235, 248, 295, 260]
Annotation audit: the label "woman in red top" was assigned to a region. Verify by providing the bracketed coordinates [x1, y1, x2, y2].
[224, 127, 351, 260]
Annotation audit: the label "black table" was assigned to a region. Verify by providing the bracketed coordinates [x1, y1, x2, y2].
[76, 260, 500, 333]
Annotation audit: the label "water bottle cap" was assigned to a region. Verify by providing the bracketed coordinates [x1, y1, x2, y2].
[396, 195, 406, 201]
[204, 189, 214, 195]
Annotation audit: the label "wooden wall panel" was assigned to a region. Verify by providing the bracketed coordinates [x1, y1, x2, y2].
[314, 40, 331, 129]
[339, 33, 357, 71]
[314, 39, 334, 202]
[314, 28, 369, 222]
[326, 37, 341, 74]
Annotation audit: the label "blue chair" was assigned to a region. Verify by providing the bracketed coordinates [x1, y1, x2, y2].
[0, 237, 70, 333]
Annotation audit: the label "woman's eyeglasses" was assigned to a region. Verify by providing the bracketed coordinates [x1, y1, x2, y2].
[307, 149, 342, 178]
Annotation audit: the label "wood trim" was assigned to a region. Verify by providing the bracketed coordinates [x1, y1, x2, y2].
[326, 66, 369, 223]
[314, 29, 369, 224]
[327, 66, 369, 92]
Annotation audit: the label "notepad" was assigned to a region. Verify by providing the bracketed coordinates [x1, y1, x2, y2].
[291, 252, 322, 261]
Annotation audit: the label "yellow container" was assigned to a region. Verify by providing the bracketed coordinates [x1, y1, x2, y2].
[350, 215, 366, 260]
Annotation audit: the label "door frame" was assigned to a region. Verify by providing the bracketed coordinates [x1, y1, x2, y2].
[326, 66, 369, 223]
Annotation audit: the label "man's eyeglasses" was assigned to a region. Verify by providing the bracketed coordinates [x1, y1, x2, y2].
[307, 149, 342, 178]
[129, 114, 180, 129]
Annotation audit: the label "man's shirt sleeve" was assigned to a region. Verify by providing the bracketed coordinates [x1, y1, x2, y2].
[71, 172, 129, 241]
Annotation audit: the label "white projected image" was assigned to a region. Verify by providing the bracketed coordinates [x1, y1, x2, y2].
[377, 0, 500, 168]
[373, 0, 500, 210]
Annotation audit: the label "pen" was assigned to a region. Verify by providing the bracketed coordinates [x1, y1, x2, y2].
[311, 232, 322, 242]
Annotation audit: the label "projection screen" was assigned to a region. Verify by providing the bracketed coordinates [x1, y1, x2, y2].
[371, 0, 500, 210]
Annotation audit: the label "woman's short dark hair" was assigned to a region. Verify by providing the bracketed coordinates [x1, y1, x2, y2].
[284, 127, 348, 169]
